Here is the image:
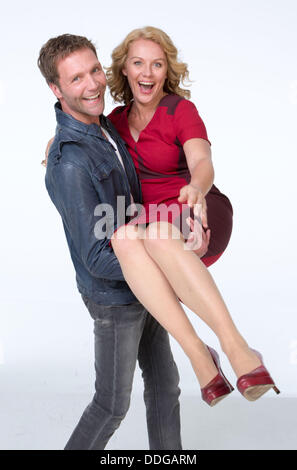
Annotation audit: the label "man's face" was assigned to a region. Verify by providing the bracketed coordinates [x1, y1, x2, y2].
[50, 48, 107, 125]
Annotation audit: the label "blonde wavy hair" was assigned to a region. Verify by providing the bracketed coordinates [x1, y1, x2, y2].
[106, 26, 191, 105]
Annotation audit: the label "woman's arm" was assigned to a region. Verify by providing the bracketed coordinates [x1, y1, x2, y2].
[183, 137, 214, 196]
[178, 137, 213, 255]
[178, 137, 214, 227]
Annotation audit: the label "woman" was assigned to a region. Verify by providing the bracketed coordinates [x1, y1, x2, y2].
[104, 26, 280, 406]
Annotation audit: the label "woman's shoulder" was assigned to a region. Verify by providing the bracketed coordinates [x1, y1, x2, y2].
[107, 105, 128, 124]
[159, 94, 196, 116]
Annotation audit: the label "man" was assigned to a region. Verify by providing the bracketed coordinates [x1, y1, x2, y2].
[38, 34, 182, 450]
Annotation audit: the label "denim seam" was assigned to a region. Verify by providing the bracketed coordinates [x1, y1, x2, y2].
[90, 316, 117, 449]
[111, 318, 117, 416]
[143, 330, 165, 449]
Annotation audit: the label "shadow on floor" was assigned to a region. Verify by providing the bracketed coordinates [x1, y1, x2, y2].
[1, 383, 296, 450]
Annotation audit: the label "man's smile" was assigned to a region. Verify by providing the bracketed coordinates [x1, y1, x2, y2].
[83, 91, 101, 102]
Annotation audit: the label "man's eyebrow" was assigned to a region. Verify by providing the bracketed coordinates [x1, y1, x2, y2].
[67, 71, 81, 81]
[68, 63, 101, 80]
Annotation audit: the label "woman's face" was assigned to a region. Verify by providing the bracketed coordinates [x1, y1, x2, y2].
[122, 38, 168, 107]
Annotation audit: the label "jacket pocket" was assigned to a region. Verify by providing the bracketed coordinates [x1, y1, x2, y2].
[92, 161, 128, 209]
[93, 160, 116, 181]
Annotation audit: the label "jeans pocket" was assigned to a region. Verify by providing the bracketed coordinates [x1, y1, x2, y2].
[81, 295, 115, 324]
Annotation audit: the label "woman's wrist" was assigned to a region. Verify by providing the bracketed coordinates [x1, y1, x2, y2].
[189, 182, 203, 193]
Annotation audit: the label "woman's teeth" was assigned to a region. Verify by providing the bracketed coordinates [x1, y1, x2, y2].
[139, 82, 154, 90]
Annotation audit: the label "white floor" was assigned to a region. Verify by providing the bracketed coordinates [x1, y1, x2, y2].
[1, 367, 296, 450]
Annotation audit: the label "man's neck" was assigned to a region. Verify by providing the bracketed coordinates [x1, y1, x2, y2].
[61, 103, 100, 126]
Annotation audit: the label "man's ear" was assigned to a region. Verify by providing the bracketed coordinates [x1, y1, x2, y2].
[49, 82, 63, 100]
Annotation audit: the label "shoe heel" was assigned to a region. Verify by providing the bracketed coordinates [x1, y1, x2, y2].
[237, 348, 281, 401]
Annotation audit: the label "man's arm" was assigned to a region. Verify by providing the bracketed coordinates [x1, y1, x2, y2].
[48, 161, 125, 281]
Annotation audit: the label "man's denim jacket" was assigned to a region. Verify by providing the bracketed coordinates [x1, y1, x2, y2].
[45, 103, 142, 305]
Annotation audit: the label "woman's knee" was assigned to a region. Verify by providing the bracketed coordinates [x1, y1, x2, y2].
[111, 225, 144, 257]
[143, 222, 183, 252]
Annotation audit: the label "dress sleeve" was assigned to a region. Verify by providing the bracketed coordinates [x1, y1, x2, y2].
[174, 99, 211, 146]
[107, 106, 124, 127]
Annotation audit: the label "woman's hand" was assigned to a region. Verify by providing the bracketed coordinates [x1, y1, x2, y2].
[178, 183, 211, 255]
[41, 137, 54, 167]
[178, 183, 208, 228]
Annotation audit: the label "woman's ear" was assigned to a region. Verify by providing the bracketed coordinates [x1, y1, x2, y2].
[122, 67, 127, 77]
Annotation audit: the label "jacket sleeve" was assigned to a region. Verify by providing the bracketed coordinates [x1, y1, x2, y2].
[50, 161, 125, 281]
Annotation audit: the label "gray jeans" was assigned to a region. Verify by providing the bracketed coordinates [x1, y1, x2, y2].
[64, 296, 182, 450]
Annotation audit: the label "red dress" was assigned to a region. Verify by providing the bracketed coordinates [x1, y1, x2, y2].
[108, 94, 233, 267]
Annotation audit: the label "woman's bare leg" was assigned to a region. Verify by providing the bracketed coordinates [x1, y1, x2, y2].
[143, 222, 261, 378]
[111, 225, 219, 388]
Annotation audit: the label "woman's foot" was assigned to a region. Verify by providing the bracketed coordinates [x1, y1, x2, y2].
[190, 343, 222, 388]
[236, 349, 280, 401]
[200, 346, 234, 406]
[186, 342, 234, 406]
[223, 342, 262, 379]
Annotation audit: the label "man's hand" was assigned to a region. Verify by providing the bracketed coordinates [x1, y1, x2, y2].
[185, 216, 211, 257]
[41, 136, 54, 167]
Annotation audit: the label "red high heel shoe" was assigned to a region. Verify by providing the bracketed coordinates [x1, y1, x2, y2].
[201, 346, 234, 407]
[237, 349, 280, 401]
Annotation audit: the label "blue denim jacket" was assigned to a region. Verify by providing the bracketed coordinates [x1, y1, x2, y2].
[45, 102, 142, 304]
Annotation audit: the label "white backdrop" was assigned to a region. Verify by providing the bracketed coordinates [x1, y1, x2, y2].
[0, 0, 296, 412]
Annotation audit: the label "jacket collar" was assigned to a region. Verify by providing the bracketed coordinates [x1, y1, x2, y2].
[55, 101, 107, 139]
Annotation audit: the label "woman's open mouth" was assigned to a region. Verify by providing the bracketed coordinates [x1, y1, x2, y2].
[138, 82, 154, 94]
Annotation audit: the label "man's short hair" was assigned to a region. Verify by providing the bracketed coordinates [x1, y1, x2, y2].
[38, 33, 97, 85]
